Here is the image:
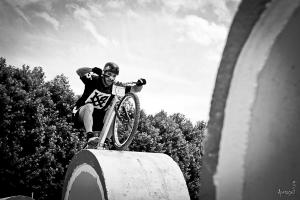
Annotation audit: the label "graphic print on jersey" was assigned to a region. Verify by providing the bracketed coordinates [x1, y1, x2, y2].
[85, 89, 111, 109]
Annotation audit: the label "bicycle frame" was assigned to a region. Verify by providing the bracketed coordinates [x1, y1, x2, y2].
[96, 83, 127, 149]
[96, 96, 118, 149]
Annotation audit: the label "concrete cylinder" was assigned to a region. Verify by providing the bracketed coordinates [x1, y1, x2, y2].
[62, 150, 190, 200]
[201, 0, 300, 200]
[0, 196, 34, 200]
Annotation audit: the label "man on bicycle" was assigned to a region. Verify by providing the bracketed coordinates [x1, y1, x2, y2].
[73, 62, 146, 148]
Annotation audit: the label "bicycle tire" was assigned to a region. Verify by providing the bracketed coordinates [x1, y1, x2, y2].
[112, 92, 140, 150]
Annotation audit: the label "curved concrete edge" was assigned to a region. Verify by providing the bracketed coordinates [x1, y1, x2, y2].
[62, 150, 107, 200]
[62, 150, 190, 200]
[215, 1, 300, 200]
[0, 196, 34, 200]
[200, 0, 272, 199]
[201, 0, 300, 200]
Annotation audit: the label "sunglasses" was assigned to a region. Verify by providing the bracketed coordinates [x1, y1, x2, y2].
[103, 72, 117, 80]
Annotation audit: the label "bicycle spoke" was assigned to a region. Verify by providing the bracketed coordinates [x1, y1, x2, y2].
[113, 93, 140, 149]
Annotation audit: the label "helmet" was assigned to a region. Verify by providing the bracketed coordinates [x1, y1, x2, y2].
[103, 62, 119, 75]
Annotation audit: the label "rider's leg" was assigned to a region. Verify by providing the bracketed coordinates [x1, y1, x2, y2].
[78, 104, 94, 133]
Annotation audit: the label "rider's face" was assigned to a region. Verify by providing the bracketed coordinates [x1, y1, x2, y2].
[103, 72, 117, 86]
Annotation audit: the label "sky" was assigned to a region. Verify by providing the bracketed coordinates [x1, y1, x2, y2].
[0, 0, 241, 123]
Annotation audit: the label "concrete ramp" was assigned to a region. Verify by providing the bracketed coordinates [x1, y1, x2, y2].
[62, 150, 190, 200]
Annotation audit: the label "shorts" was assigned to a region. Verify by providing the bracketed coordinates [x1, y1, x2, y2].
[73, 106, 106, 131]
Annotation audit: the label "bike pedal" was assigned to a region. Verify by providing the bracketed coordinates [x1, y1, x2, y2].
[86, 137, 100, 149]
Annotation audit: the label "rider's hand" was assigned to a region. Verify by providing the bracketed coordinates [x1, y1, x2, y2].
[136, 78, 146, 86]
[92, 67, 102, 76]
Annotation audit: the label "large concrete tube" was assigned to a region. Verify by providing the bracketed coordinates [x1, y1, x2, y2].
[0, 197, 34, 200]
[62, 150, 190, 200]
[201, 0, 300, 200]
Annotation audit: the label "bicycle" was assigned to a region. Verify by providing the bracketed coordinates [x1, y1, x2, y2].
[88, 82, 140, 150]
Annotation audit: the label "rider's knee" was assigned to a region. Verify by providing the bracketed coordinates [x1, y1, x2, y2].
[82, 104, 94, 114]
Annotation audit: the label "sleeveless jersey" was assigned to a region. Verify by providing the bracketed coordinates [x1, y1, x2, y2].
[75, 74, 130, 111]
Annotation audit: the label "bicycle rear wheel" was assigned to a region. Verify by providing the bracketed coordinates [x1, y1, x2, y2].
[113, 92, 140, 150]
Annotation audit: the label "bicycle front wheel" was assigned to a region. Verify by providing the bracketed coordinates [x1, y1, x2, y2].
[113, 92, 140, 150]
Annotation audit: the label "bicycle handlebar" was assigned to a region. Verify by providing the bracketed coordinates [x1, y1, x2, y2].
[114, 81, 137, 87]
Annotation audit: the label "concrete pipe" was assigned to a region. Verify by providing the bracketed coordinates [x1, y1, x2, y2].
[0, 196, 34, 200]
[62, 150, 190, 200]
[201, 0, 300, 200]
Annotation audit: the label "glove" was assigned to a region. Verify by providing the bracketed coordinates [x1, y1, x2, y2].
[92, 67, 102, 76]
[136, 78, 146, 86]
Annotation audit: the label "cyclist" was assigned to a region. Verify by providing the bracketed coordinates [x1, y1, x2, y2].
[73, 62, 146, 148]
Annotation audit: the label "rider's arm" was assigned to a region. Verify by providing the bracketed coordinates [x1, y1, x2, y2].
[76, 67, 102, 77]
[130, 78, 146, 93]
[76, 67, 102, 84]
[76, 67, 93, 85]
[76, 67, 92, 77]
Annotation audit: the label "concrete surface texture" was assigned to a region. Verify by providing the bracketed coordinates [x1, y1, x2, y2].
[0, 196, 34, 200]
[62, 150, 190, 200]
[201, 0, 300, 199]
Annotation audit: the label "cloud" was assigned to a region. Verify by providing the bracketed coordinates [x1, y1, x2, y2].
[4, 0, 32, 25]
[35, 12, 60, 30]
[126, 9, 139, 19]
[4, 0, 58, 26]
[209, 0, 233, 23]
[161, 0, 185, 11]
[106, 0, 125, 9]
[201, 0, 240, 24]
[136, 0, 153, 4]
[160, 0, 238, 24]
[83, 21, 109, 46]
[87, 3, 104, 18]
[72, 5, 109, 46]
[15, 6, 32, 25]
[174, 15, 227, 45]
[6, 0, 41, 7]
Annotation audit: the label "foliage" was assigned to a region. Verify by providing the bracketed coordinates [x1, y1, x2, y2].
[0, 58, 84, 199]
[0, 57, 205, 200]
[130, 110, 205, 200]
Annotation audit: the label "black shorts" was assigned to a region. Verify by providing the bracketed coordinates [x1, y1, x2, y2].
[73, 107, 106, 131]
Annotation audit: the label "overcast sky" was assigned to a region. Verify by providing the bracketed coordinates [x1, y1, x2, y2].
[0, 0, 241, 123]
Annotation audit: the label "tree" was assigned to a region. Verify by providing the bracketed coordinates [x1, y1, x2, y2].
[130, 110, 206, 200]
[0, 58, 83, 200]
[0, 57, 206, 200]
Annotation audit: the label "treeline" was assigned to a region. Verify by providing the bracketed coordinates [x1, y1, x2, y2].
[0, 58, 205, 200]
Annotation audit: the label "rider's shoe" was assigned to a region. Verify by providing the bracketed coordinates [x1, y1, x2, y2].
[86, 136, 99, 149]
[97, 145, 107, 150]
